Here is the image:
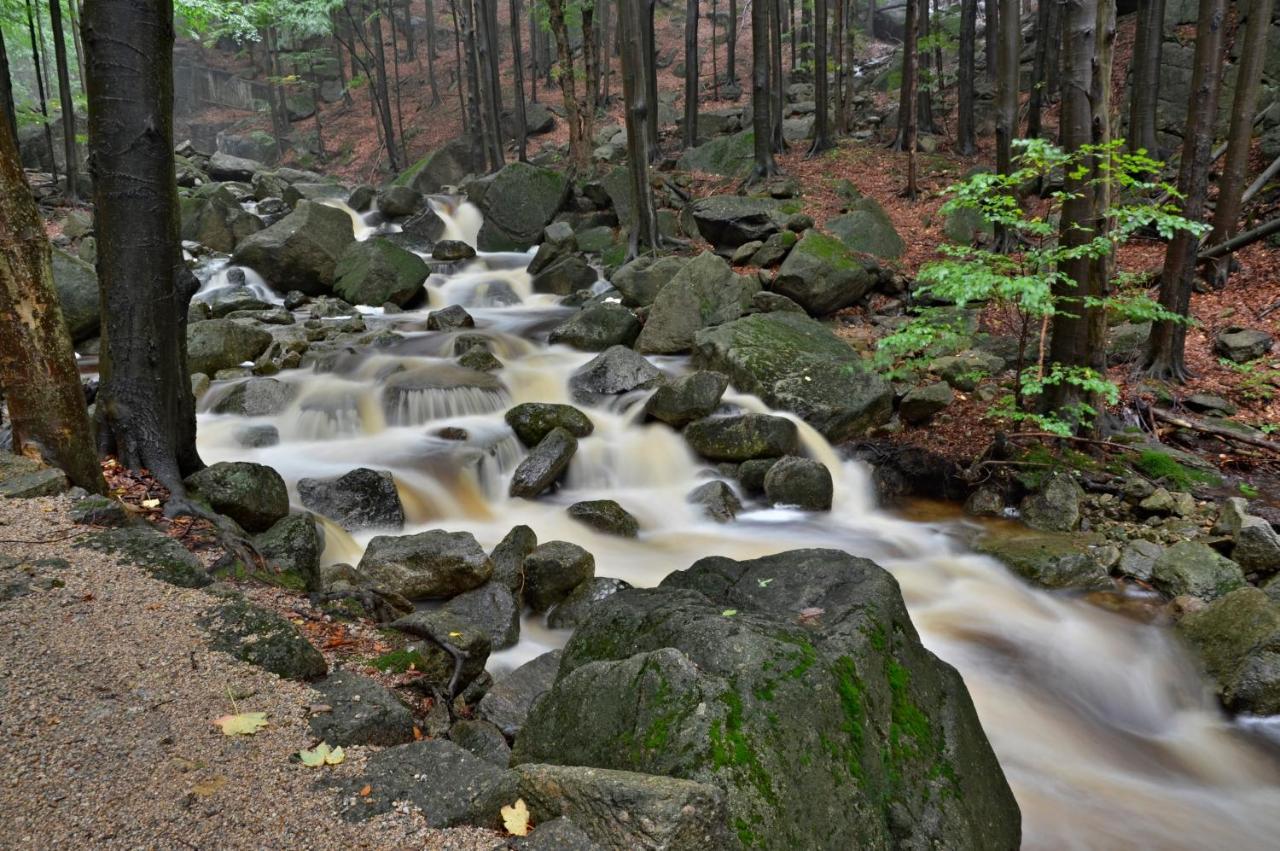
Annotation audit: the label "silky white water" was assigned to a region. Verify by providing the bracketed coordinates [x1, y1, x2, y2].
[196, 200, 1280, 849]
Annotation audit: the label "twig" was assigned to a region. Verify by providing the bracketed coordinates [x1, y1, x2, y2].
[1151, 407, 1280, 454]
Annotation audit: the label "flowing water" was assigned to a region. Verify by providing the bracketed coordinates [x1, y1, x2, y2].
[193, 200, 1280, 849]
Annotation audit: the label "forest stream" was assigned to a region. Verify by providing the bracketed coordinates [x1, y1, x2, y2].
[187, 199, 1280, 850]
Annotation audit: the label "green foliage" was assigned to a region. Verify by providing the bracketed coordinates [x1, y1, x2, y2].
[1217, 358, 1280, 403]
[1239, 482, 1260, 499]
[876, 138, 1203, 436]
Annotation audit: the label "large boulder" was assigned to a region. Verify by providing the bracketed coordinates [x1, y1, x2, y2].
[357, 529, 494, 599]
[1019, 473, 1084, 533]
[644, 371, 730, 427]
[309, 671, 415, 746]
[442, 581, 522, 649]
[207, 151, 263, 181]
[199, 595, 326, 680]
[506, 403, 595, 447]
[684, 413, 800, 461]
[472, 161, 570, 250]
[51, 247, 100, 343]
[186, 319, 272, 376]
[180, 184, 263, 253]
[513, 549, 1022, 850]
[332, 237, 429, 307]
[676, 130, 756, 178]
[254, 513, 323, 590]
[1151, 542, 1247, 600]
[825, 198, 905, 260]
[390, 609, 492, 690]
[690, 196, 787, 250]
[210, 377, 298, 416]
[549, 302, 642, 351]
[1213, 326, 1274, 363]
[772, 231, 881, 315]
[693, 312, 892, 442]
[230, 200, 356, 296]
[1176, 587, 1280, 715]
[635, 252, 760, 355]
[185, 461, 288, 533]
[611, 255, 692, 308]
[523, 540, 596, 611]
[400, 137, 478, 195]
[297, 467, 406, 531]
[974, 531, 1113, 591]
[763, 456, 833, 511]
[509, 427, 578, 499]
[569, 345, 666, 405]
[478, 650, 562, 737]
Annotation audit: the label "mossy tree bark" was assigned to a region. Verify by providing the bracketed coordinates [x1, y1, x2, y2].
[82, 0, 203, 496]
[0, 28, 15, 143]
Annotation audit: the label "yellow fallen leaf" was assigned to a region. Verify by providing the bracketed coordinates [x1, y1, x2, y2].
[298, 742, 346, 767]
[213, 711, 269, 736]
[141, 498, 160, 509]
[448, 631, 463, 638]
[501, 798, 531, 836]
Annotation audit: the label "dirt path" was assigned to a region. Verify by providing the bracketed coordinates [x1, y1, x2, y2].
[0, 494, 503, 850]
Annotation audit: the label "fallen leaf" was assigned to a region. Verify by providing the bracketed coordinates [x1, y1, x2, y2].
[192, 776, 227, 796]
[141, 498, 160, 509]
[412, 725, 423, 741]
[757, 578, 774, 588]
[298, 742, 346, 767]
[721, 609, 738, 617]
[501, 798, 531, 836]
[213, 711, 269, 736]
[358, 784, 372, 797]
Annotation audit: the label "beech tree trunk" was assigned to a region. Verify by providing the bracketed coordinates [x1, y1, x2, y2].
[769, 0, 786, 152]
[895, 0, 919, 152]
[426, 0, 442, 104]
[1145, 0, 1226, 380]
[0, 29, 16, 143]
[509, 0, 528, 160]
[48, 0, 79, 198]
[993, 0, 1019, 248]
[1203, 0, 1274, 287]
[916, 0, 934, 132]
[546, 0, 589, 173]
[456, 0, 487, 169]
[728, 0, 738, 85]
[26, 0, 57, 185]
[474, 0, 505, 170]
[370, 7, 404, 170]
[684, 0, 699, 148]
[749, 0, 780, 180]
[621, 0, 658, 255]
[1026, 0, 1052, 138]
[810, 0, 834, 154]
[1128, 0, 1165, 157]
[599, 0, 612, 105]
[644, 0, 659, 155]
[983, 0, 998, 83]
[957, 0, 977, 154]
[0, 110, 102, 492]
[82, 0, 203, 495]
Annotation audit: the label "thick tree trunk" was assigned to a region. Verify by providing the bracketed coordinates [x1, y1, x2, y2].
[916, 0, 934, 132]
[264, 28, 293, 162]
[993, 0, 1019, 248]
[621, 0, 658, 255]
[749, 0, 780, 180]
[26, 0, 57, 185]
[1145, 0, 1226, 380]
[82, 0, 203, 494]
[769, 0, 786, 152]
[728, 0, 738, 85]
[529, 4, 539, 102]
[810, 0, 834, 154]
[895, 0, 919, 152]
[370, 9, 404, 170]
[1203, 0, 1274, 287]
[983, 0, 998, 83]
[683, 0, 699, 147]
[48, 0, 79, 198]
[1026, 0, 1051, 138]
[456, 0, 487, 170]
[580, 3, 598, 154]
[0, 110, 102, 492]
[473, 0, 505, 170]
[425, 0, 442, 104]
[65, 0, 87, 93]
[599, 0, 613, 105]
[0, 29, 16, 143]
[546, 0, 588, 173]
[957, 0, 977, 154]
[644, 0, 659, 154]
[509, 0, 528, 160]
[801, 0, 812, 67]
[1128, 0, 1165, 157]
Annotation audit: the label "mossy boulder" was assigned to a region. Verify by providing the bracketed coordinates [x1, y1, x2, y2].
[773, 230, 881, 315]
[1177, 587, 1280, 715]
[684, 413, 800, 462]
[199, 595, 327, 680]
[253, 512, 324, 591]
[513, 549, 1021, 850]
[509, 427, 579, 499]
[636, 252, 760, 355]
[567, 500, 640, 538]
[75, 525, 209, 588]
[398, 137, 479, 194]
[611, 255, 692, 307]
[693, 312, 892, 442]
[973, 531, 1113, 591]
[0, 454, 68, 498]
[1151, 542, 1247, 600]
[825, 198, 904, 260]
[690, 195, 787, 250]
[230, 200, 356, 296]
[1019, 473, 1084, 533]
[180, 185, 264, 253]
[186, 318, 273, 377]
[332, 237, 429, 307]
[357, 529, 494, 600]
[549, 302, 642, 351]
[676, 130, 756, 178]
[506, 403, 595, 447]
[644, 370, 730, 428]
[185, 461, 289, 533]
[309, 671, 415, 746]
[472, 161, 570, 250]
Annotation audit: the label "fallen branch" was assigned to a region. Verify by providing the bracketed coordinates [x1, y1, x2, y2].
[1197, 215, 1280, 260]
[1243, 152, 1280, 205]
[1151, 407, 1280, 454]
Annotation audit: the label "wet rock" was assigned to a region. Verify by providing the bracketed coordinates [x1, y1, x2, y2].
[531, 255, 598, 295]
[611, 255, 691, 307]
[510, 817, 601, 850]
[180, 185, 263, 253]
[1233, 516, 1280, 576]
[509, 427, 578, 499]
[204, 284, 271, 318]
[773, 230, 881, 315]
[199, 595, 327, 680]
[449, 719, 512, 768]
[974, 531, 1112, 591]
[549, 302, 642, 351]
[211, 377, 298, 416]
[457, 348, 502, 371]
[185, 461, 289, 533]
[686, 480, 742, 523]
[375, 185, 424, 218]
[567, 500, 640, 538]
[899, 381, 954, 424]
[737, 458, 779, 495]
[1151, 542, 1246, 601]
[334, 739, 516, 827]
[442, 581, 522, 649]
[346, 184, 376, 211]
[208, 151, 263, 181]
[689, 195, 786, 249]
[683, 413, 799, 461]
[1177, 587, 1280, 715]
[643, 371, 729, 428]
[51, 248, 100, 343]
[547, 577, 633, 629]
[526, 222, 576, 275]
[473, 161, 571, 250]
[390, 609, 492, 691]
[505, 403, 594, 447]
[230, 201, 356, 296]
[693, 312, 892, 442]
[381, 365, 507, 425]
[512, 764, 730, 851]
[523, 541, 595, 611]
[425, 304, 475, 331]
[253, 513, 323, 591]
[309, 671, 414, 746]
[1117, 540, 1164, 582]
[1214, 326, 1274, 363]
[491, 525, 538, 593]
[433, 239, 477, 261]
[1019, 473, 1084, 533]
[568, 345, 665, 404]
[332, 237, 429, 307]
[75, 525, 209, 588]
[763, 456, 834, 511]
[1138, 487, 1196, 518]
[297, 468, 406, 531]
[513, 550, 1022, 850]
[635, 252, 760, 355]
[478, 650, 563, 737]
[401, 137, 479, 195]
[357, 529, 494, 599]
[187, 319, 272, 376]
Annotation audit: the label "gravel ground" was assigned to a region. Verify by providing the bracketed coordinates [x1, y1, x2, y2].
[0, 495, 505, 850]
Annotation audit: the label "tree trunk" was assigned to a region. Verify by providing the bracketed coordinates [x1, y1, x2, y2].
[473, 0, 505, 170]
[370, 8, 403, 170]
[510, 0, 529, 160]
[0, 28, 16, 144]
[65, 0, 88, 93]
[1203, 0, 1274, 287]
[449, 0, 474, 151]
[264, 28, 293, 163]
[957, 0, 977, 154]
[712, 0, 719, 98]
[546, 0, 589, 173]
[600, 0, 613, 105]
[801, 0, 812, 67]
[425, 0, 442, 104]
[0, 108, 102, 492]
[728, 0, 738, 85]
[749, 0, 780, 179]
[400, 0, 418, 60]
[388, 0, 407, 151]
[916, 0, 934, 132]
[1026, 0, 1051, 138]
[456, 0, 487, 170]
[581, 2, 599, 153]
[769, 0, 786, 152]
[895, 0, 918, 151]
[1145, 0, 1226, 380]
[644, 0, 659, 154]
[621, 0, 658, 255]
[1128, 0, 1165, 157]
[810, 0, 834, 154]
[993, 0, 1019, 248]
[26, 0, 58, 185]
[683, 0, 699, 147]
[529, 3, 539, 102]
[82, 0, 203, 495]
[983, 0, 998, 83]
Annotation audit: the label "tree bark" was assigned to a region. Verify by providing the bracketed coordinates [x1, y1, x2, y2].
[529, 3, 539, 102]
[957, 0, 977, 154]
[455, 0, 487, 169]
[509, 0, 529, 160]
[1203, 0, 1274, 287]
[370, 7, 404, 170]
[0, 105, 102, 492]
[916, 0, 934, 132]
[580, 2, 599, 154]
[48, 0, 79, 198]
[1145, 0, 1226, 380]
[810, 0, 834, 154]
[546, 0, 588, 173]
[1026, 0, 1052, 138]
[621, 0, 658, 255]
[82, 0, 203, 495]
[1128, 0, 1165, 157]
[473, 0, 505, 170]
[749, 0, 780, 180]
[0, 28, 16, 144]
[983, 0, 998, 83]
[801, 0, 812, 67]
[769, 0, 786, 152]
[894, 0, 919, 151]
[644, 0, 659, 154]
[993, 0, 1020, 248]
[26, 0, 57, 185]
[425, 0, 442, 104]
[683, 0, 699, 148]
[728, 0, 738, 85]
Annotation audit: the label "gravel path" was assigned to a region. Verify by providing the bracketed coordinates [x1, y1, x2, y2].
[0, 495, 504, 850]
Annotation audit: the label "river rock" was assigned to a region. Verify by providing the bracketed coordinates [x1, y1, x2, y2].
[511, 817, 601, 850]
[297, 467, 406, 531]
[335, 739, 516, 827]
[211, 377, 298, 416]
[635, 252, 761, 355]
[549, 302, 642, 350]
[1117, 540, 1164, 582]
[207, 151, 263, 181]
[253, 513, 323, 591]
[332, 237, 429, 307]
[567, 500, 640, 537]
[1232, 516, 1280, 576]
[478, 650, 563, 738]
[689, 195, 787, 249]
[523, 540, 595, 611]
[974, 531, 1113, 591]
[1177, 587, 1280, 715]
[513, 764, 730, 851]
[686, 480, 742, 523]
[1019, 473, 1084, 533]
[450, 719, 512, 768]
[693, 312, 892, 442]
[772, 230, 881, 315]
[676, 129, 756, 178]
[491, 525, 538, 592]
[425, 304, 476, 331]
[526, 222, 576, 275]
[402, 137, 479, 195]
[381, 365, 507, 425]
[547, 577, 633, 629]
[1151, 542, 1246, 600]
[611, 255, 691, 307]
[204, 283, 270, 317]
[433, 239, 477, 261]
[187, 318, 272, 376]
[357, 529, 494, 599]
[185, 461, 288, 533]
[509, 427, 578, 499]
[644, 371, 730, 428]
[52, 248, 100, 343]
[390, 609, 492, 690]
[512, 549, 1022, 850]
[199, 595, 327, 680]
[442, 581, 522, 649]
[568, 345, 665, 404]
[1213, 326, 1274, 363]
[375, 185, 424, 218]
[180, 184, 263, 253]
[531, 255, 598, 295]
[899, 381, 954, 424]
[473, 161, 570, 250]
[231, 200, 356, 296]
[506, 403, 594, 447]
[763, 456, 834, 511]
[309, 671, 415, 746]
[683, 413, 799, 461]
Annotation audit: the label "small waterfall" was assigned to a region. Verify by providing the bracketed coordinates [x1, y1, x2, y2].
[383, 384, 511, 427]
[429, 195, 483, 247]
